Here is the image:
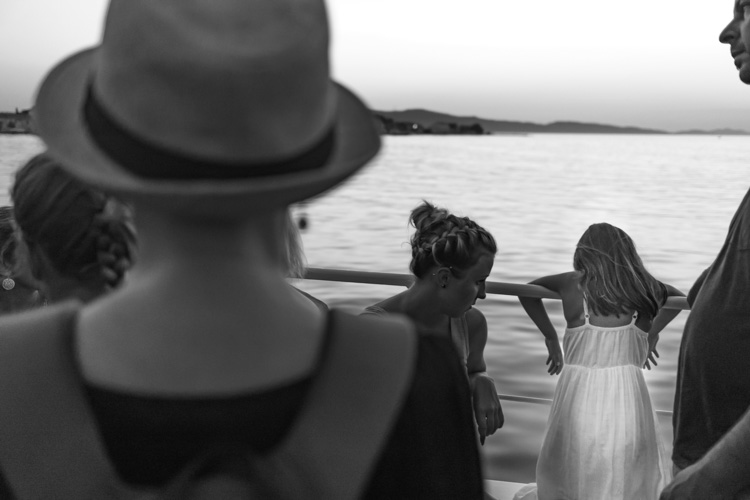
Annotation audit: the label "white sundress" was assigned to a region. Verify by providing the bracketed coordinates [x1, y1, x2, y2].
[514, 299, 672, 500]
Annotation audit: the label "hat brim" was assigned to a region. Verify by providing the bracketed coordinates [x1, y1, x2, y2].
[34, 48, 381, 214]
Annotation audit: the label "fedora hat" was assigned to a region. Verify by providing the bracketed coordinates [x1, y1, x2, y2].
[33, 0, 380, 212]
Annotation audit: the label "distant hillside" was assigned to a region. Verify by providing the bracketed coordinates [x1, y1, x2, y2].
[374, 109, 749, 135]
[675, 128, 749, 135]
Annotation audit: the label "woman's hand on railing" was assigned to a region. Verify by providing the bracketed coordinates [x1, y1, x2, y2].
[545, 338, 564, 375]
[471, 372, 504, 445]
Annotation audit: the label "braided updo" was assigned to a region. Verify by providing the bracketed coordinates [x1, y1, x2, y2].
[11, 153, 136, 291]
[0, 207, 16, 275]
[409, 201, 496, 279]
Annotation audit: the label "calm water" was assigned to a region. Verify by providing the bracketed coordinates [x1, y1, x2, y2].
[2, 133, 749, 483]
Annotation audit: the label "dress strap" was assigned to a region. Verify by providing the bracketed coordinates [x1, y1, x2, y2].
[630, 310, 639, 325]
[582, 296, 590, 325]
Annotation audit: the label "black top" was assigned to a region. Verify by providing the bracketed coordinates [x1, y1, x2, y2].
[0, 320, 483, 499]
[672, 186, 750, 469]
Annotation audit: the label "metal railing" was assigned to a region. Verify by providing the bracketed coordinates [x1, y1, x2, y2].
[304, 267, 690, 310]
[303, 267, 688, 416]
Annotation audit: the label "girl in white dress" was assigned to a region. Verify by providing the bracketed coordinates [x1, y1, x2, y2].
[514, 223, 684, 500]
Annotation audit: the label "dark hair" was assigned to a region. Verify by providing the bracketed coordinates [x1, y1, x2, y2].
[573, 223, 667, 319]
[282, 209, 306, 279]
[11, 153, 135, 289]
[409, 201, 496, 279]
[0, 206, 16, 274]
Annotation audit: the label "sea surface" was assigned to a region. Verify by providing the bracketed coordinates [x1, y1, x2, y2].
[2, 133, 749, 483]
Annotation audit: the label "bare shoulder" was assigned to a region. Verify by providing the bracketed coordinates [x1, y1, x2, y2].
[554, 272, 586, 324]
[466, 307, 487, 334]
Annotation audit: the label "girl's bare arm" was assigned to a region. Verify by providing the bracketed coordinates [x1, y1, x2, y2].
[644, 283, 686, 370]
[649, 283, 686, 337]
[518, 272, 572, 375]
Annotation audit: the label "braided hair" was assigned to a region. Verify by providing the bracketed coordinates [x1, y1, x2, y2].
[574, 223, 667, 319]
[11, 152, 136, 291]
[409, 201, 496, 279]
[281, 209, 307, 279]
[0, 206, 16, 275]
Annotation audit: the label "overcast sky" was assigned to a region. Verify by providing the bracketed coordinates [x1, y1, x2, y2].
[2, 0, 749, 132]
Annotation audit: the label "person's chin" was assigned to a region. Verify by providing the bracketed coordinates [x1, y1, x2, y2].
[739, 64, 750, 84]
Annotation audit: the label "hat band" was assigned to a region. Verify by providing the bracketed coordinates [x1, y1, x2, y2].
[83, 86, 335, 180]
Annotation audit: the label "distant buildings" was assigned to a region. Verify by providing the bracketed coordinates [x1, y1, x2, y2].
[0, 109, 32, 134]
[2, 108, 486, 136]
[373, 114, 486, 135]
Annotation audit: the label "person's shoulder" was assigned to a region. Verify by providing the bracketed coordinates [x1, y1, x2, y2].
[292, 287, 329, 313]
[339, 308, 417, 348]
[465, 307, 487, 333]
[0, 301, 80, 339]
[361, 293, 405, 316]
[361, 304, 387, 316]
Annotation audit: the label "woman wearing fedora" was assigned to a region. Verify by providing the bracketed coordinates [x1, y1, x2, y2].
[0, 0, 486, 499]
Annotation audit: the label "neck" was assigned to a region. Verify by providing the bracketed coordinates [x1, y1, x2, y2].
[76, 204, 326, 394]
[401, 279, 449, 331]
[131, 205, 284, 282]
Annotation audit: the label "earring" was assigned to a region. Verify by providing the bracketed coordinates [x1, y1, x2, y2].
[2, 277, 15, 290]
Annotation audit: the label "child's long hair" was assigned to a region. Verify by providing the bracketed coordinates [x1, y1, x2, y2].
[573, 223, 666, 319]
[409, 201, 496, 279]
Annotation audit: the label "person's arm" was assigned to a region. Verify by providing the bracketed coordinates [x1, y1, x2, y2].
[466, 308, 503, 445]
[644, 283, 686, 369]
[660, 405, 750, 499]
[686, 267, 710, 307]
[517, 273, 567, 375]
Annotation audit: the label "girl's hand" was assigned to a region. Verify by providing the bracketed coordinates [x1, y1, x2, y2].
[545, 338, 563, 375]
[645, 334, 660, 370]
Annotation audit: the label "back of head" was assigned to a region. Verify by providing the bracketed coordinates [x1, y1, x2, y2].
[573, 223, 666, 318]
[409, 201, 497, 279]
[12, 153, 135, 295]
